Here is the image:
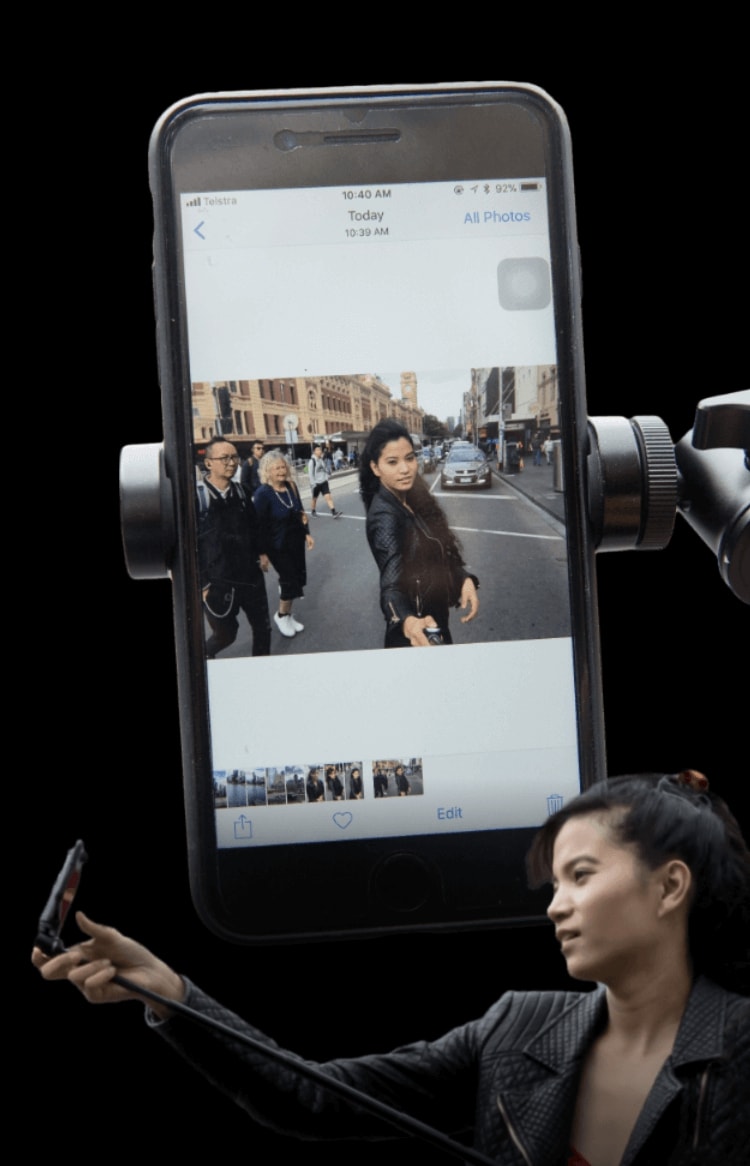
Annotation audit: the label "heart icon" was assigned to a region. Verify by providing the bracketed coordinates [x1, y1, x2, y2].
[333, 813, 353, 830]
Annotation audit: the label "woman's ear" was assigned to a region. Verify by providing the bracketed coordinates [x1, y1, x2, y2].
[657, 859, 692, 918]
[370, 460, 381, 479]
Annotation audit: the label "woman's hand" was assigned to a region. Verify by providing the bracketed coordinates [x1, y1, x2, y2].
[459, 577, 479, 624]
[402, 615, 440, 647]
[305, 534, 314, 550]
[32, 912, 185, 1018]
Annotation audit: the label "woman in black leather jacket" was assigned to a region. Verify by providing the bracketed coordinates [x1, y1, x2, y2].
[34, 771, 750, 1164]
[359, 420, 479, 647]
[34, 771, 750, 1165]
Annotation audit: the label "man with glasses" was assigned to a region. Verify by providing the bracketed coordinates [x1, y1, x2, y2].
[197, 438, 271, 658]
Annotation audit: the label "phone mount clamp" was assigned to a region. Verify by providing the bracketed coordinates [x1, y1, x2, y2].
[119, 443, 175, 580]
[586, 389, 748, 602]
[120, 390, 749, 603]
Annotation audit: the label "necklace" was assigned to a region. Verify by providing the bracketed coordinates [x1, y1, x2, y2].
[274, 485, 295, 509]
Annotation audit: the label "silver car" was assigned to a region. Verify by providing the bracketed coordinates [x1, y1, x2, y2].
[440, 446, 492, 489]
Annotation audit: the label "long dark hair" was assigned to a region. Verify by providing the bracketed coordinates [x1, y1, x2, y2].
[528, 772, 750, 993]
[359, 420, 465, 566]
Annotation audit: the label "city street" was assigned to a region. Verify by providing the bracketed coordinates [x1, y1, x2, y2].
[212, 465, 571, 657]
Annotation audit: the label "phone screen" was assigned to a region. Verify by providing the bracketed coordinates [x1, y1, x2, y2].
[152, 88, 602, 937]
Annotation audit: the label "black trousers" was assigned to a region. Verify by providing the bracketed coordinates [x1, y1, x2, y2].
[204, 577, 271, 657]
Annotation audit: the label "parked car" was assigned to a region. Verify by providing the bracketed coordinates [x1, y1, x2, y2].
[440, 445, 492, 489]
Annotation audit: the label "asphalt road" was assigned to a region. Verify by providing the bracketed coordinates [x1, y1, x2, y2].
[212, 467, 571, 657]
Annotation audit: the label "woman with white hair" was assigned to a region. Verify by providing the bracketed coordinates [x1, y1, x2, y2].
[253, 451, 314, 639]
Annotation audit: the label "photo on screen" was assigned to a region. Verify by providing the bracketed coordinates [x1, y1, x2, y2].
[192, 365, 567, 661]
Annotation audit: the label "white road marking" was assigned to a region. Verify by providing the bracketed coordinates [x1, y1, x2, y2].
[432, 491, 515, 500]
[452, 525, 562, 541]
[336, 511, 561, 541]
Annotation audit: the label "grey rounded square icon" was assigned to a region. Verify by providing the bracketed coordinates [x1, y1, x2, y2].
[497, 257, 551, 311]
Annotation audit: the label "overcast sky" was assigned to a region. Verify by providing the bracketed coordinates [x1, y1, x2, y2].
[380, 368, 472, 423]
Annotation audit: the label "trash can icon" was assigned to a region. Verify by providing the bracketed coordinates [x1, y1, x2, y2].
[546, 794, 564, 816]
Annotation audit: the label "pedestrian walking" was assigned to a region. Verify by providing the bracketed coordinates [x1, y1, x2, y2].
[253, 451, 314, 639]
[307, 445, 343, 518]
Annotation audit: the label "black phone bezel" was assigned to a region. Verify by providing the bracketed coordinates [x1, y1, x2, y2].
[148, 84, 604, 943]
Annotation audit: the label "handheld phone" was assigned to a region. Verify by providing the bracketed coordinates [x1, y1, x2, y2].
[35, 840, 87, 956]
[143, 83, 604, 941]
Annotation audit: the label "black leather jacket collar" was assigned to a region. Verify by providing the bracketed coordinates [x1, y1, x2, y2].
[491, 978, 747, 1166]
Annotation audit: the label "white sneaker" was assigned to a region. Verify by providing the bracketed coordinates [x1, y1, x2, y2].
[289, 614, 304, 632]
[274, 612, 296, 637]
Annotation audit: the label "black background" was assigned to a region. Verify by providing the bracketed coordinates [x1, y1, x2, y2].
[28, 63, 746, 1162]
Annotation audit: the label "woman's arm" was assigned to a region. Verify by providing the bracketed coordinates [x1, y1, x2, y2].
[458, 576, 479, 623]
[33, 914, 490, 1144]
[300, 507, 314, 550]
[151, 980, 488, 1142]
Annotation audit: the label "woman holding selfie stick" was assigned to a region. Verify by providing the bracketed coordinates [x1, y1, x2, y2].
[33, 771, 749, 1164]
[359, 420, 478, 648]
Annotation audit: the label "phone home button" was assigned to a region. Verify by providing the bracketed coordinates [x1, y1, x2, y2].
[370, 852, 436, 914]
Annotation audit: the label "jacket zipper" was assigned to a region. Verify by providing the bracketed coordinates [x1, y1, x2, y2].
[692, 1065, 711, 1151]
[496, 1096, 534, 1166]
[412, 513, 446, 613]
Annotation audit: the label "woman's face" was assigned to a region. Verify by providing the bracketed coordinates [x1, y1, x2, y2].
[371, 438, 418, 497]
[269, 459, 289, 488]
[548, 814, 667, 986]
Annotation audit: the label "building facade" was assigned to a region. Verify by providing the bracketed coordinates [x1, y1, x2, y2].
[192, 373, 424, 453]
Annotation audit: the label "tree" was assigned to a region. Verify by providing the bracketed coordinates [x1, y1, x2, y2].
[422, 414, 448, 440]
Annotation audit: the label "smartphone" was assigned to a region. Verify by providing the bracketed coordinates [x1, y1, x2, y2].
[144, 83, 604, 941]
[35, 840, 87, 956]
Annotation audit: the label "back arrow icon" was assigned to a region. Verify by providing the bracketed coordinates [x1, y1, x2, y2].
[194, 221, 206, 240]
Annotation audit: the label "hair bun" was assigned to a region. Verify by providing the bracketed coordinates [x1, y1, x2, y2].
[675, 769, 710, 793]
